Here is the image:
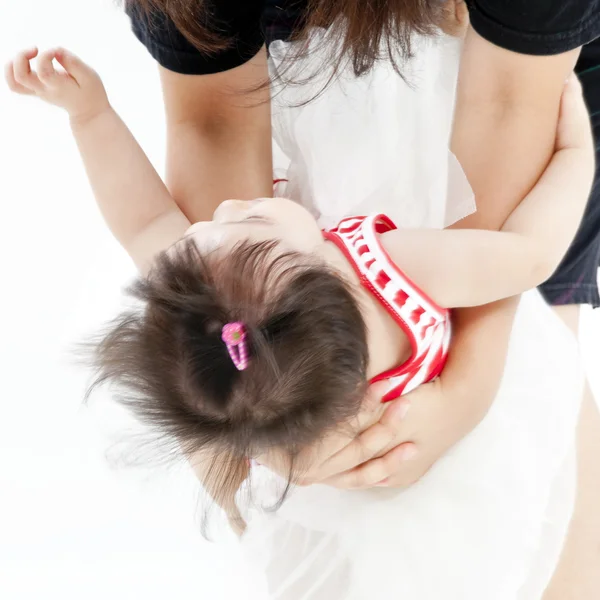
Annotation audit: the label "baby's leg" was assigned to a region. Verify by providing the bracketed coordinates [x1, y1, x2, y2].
[542, 306, 600, 599]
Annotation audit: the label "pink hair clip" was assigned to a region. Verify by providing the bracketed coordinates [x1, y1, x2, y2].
[221, 322, 249, 371]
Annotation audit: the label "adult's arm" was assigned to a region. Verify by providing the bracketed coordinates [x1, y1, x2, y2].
[125, 1, 273, 223]
[159, 50, 273, 223]
[442, 25, 580, 409]
[382, 75, 594, 309]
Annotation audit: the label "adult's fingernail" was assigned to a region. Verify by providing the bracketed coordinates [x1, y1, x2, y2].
[399, 444, 418, 461]
[388, 398, 411, 421]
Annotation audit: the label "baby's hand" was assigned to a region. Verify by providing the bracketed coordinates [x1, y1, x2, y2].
[439, 0, 469, 38]
[555, 74, 594, 153]
[5, 47, 109, 123]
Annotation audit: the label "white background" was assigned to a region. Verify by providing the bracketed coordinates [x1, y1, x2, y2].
[0, 1, 598, 599]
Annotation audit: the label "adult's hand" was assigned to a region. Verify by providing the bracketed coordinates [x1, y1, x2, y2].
[298, 377, 478, 489]
[296, 298, 519, 489]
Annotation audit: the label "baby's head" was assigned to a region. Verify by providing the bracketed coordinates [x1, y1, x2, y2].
[88, 199, 369, 505]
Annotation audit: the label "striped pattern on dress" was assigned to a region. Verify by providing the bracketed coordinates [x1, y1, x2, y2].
[324, 215, 451, 402]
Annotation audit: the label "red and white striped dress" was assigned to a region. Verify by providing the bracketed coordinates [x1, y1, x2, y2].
[324, 214, 451, 402]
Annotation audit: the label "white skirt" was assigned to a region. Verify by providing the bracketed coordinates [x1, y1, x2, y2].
[237, 30, 585, 600]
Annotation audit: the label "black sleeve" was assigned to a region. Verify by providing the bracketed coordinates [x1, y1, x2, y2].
[467, 0, 600, 55]
[125, 0, 266, 75]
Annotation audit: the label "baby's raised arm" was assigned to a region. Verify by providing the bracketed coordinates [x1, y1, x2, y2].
[383, 75, 595, 308]
[5, 47, 191, 272]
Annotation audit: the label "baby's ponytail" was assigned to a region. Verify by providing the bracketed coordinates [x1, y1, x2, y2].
[84, 237, 369, 520]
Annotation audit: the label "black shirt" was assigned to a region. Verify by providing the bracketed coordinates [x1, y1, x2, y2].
[126, 0, 600, 115]
[467, 0, 600, 56]
[127, 0, 600, 75]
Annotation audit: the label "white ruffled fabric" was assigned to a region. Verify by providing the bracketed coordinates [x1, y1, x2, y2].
[239, 30, 584, 600]
[270, 29, 475, 230]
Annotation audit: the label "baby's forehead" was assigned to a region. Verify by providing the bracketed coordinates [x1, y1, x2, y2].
[162, 230, 226, 264]
[164, 233, 301, 272]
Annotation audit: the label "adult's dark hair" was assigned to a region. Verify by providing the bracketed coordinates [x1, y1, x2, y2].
[83, 239, 368, 520]
[129, 0, 445, 77]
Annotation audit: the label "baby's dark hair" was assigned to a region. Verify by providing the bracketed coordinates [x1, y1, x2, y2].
[85, 238, 368, 513]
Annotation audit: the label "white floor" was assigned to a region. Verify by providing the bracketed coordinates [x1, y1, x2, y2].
[0, 1, 599, 599]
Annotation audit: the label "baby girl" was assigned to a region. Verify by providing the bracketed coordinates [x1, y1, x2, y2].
[5, 45, 594, 598]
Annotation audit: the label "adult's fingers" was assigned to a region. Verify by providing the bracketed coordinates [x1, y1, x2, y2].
[324, 442, 419, 489]
[299, 384, 412, 483]
[315, 419, 405, 482]
[352, 380, 394, 430]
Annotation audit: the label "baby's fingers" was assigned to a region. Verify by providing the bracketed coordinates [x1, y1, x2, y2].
[5, 48, 40, 94]
[12, 48, 44, 93]
[53, 47, 91, 84]
[4, 61, 33, 95]
[36, 49, 60, 85]
[557, 74, 593, 151]
[561, 75, 585, 125]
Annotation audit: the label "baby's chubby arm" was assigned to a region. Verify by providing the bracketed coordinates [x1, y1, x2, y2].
[5, 47, 191, 272]
[383, 75, 595, 309]
[6, 48, 249, 530]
